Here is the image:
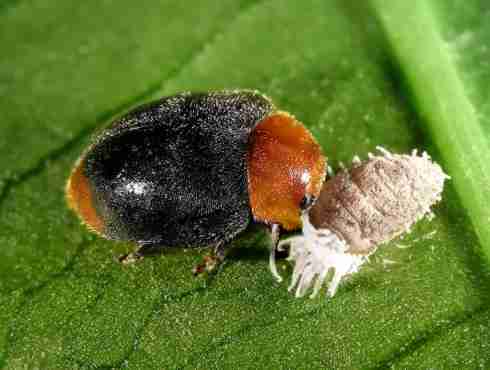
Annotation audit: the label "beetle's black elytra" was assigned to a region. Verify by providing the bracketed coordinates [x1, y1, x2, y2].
[67, 90, 326, 263]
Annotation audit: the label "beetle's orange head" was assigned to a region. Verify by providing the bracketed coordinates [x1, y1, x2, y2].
[247, 112, 326, 230]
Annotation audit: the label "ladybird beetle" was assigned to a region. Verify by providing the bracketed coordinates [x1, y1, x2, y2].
[66, 90, 326, 272]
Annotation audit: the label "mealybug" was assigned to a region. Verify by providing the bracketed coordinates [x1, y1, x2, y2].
[276, 147, 449, 298]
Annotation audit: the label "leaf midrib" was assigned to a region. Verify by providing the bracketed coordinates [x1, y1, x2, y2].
[370, 0, 490, 266]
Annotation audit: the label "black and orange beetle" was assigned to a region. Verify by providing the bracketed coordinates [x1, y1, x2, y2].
[66, 90, 326, 274]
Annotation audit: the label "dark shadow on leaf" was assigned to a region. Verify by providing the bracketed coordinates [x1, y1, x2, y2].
[0, 0, 20, 14]
[227, 242, 268, 263]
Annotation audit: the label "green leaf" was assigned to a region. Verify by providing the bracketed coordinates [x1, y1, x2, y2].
[1, 1, 489, 369]
[370, 0, 490, 272]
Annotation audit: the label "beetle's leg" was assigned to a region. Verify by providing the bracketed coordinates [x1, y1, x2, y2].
[118, 243, 159, 265]
[269, 223, 282, 282]
[192, 242, 226, 276]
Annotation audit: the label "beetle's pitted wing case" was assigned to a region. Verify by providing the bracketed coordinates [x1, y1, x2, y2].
[247, 112, 326, 230]
[74, 91, 274, 246]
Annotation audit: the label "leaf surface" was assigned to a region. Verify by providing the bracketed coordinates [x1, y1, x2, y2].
[1, 1, 489, 369]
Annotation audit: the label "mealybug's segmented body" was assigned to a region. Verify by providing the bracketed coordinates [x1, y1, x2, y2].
[277, 147, 448, 298]
[310, 147, 446, 255]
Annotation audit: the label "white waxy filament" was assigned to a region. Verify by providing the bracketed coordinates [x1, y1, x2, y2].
[277, 213, 368, 298]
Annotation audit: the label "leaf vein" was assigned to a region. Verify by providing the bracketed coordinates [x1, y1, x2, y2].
[370, 304, 490, 370]
[0, 237, 90, 369]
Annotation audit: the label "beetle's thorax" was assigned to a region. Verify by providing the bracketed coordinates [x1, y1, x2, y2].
[246, 112, 326, 230]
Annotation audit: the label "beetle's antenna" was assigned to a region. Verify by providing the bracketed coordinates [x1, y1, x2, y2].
[269, 223, 282, 282]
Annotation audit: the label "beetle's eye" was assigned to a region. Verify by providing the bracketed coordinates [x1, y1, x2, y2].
[300, 195, 316, 211]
